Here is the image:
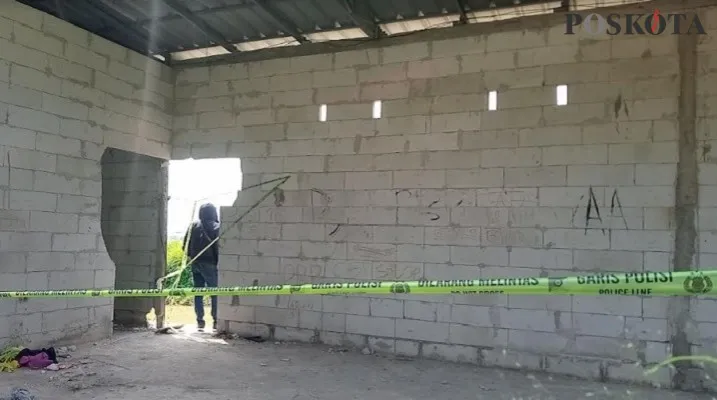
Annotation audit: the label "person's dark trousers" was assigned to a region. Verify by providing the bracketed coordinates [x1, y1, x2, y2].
[191, 262, 218, 330]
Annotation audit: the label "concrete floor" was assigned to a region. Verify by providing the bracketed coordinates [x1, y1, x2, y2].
[1, 327, 714, 400]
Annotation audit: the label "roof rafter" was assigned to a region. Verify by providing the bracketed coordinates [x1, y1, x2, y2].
[249, 0, 309, 43]
[455, 0, 468, 23]
[79, 0, 156, 54]
[159, 0, 238, 53]
[339, 0, 381, 39]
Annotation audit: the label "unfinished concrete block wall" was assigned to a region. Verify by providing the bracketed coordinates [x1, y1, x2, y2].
[101, 148, 167, 327]
[0, 1, 172, 347]
[172, 0, 717, 387]
[689, 5, 717, 385]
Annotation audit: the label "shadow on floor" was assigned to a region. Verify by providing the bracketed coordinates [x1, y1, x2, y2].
[1, 329, 712, 400]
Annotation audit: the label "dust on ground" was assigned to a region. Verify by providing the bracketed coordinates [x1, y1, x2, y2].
[1, 326, 715, 400]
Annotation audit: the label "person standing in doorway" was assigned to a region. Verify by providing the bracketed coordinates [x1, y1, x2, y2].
[183, 203, 220, 331]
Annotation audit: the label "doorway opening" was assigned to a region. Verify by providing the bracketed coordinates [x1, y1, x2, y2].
[157, 158, 242, 327]
[100, 148, 168, 329]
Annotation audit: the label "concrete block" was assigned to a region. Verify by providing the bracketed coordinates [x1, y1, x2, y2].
[382, 42, 430, 64]
[373, 262, 423, 281]
[503, 308, 568, 333]
[480, 148, 541, 168]
[62, 81, 106, 109]
[289, 54, 332, 72]
[449, 207, 507, 228]
[544, 229, 609, 250]
[347, 243, 397, 262]
[0, 39, 49, 70]
[346, 315, 395, 337]
[382, 98, 431, 118]
[300, 241, 346, 259]
[29, 211, 78, 233]
[566, 165, 634, 186]
[48, 56, 92, 84]
[64, 44, 108, 72]
[484, 67, 545, 91]
[324, 260, 372, 280]
[369, 298, 404, 318]
[507, 329, 572, 354]
[51, 233, 97, 251]
[545, 62, 610, 85]
[0, 231, 52, 252]
[94, 71, 135, 99]
[254, 307, 298, 327]
[397, 207, 448, 227]
[422, 74, 480, 98]
[542, 145, 608, 165]
[42, 308, 90, 333]
[583, 121, 652, 144]
[517, 45, 579, 69]
[210, 64, 248, 81]
[315, 86, 360, 104]
[346, 206, 396, 225]
[450, 245, 508, 266]
[345, 171, 392, 190]
[176, 67, 209, 84]
[608, 186, 675, 207]
[573, 250, 642, 273]
[313, 68, 357, 88]
[360, 81, 410, 101]
[610, 230, 674, 252]
[460, 130, 516, 151]
[334, 49, 380, 69]
[403, 300, 450, 322]
[320, 312, 346, 332]
[397, 244, 449, 263]
[327, 119, 377, 138]
[41, 93, 89, 120]
[475, 189, 538, 207]
[396, 319, 449, 342]
[358, 63, 406, 83]
[608, 142, 678, 164]
[393, 170, 445, 189]
[505, 166, 566, 187]
[327, 155, 372, 172]
[6, 147, 55, 172]
[9, 190, 57, 211]
[481, 348, 542, 370]
[446, 169, 503, 188]
[407, 133, 459, 152]
[425, 343, 479, 364]
[461, 51, 515, 75]
[8, 105, 60, 134]
[508, 293, 572, 312]
[424, 227, 479, 246]
[481, 227, 542, 248]
[429, 112, 480, 132]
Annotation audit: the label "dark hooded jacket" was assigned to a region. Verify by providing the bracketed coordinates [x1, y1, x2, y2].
[183, 203, 220, 265]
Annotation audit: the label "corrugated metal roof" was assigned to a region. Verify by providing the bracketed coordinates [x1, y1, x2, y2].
[17, 0, 651, 64]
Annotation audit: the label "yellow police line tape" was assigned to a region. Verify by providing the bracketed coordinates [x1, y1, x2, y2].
[0, 270, 715, 299]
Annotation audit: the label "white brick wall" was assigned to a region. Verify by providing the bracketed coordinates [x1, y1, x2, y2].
[170, 1, 717, 388]
[0, 1, 172, 346]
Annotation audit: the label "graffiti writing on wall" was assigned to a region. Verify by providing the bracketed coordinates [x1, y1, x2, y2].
[577, 187, 628, 234]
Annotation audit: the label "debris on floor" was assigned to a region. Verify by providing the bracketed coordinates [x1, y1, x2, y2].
[0, 388, 35, 400]
[16, 347, 58, 370]
[155, 324, 184, 334]
[0, 346, 24, 372]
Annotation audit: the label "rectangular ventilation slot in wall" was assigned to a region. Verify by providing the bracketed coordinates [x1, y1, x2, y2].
[319, 104, 327, 122]
[488, 91, 497, 111]
[556, 85, 568, 106]
[372, 100, 382, 119]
